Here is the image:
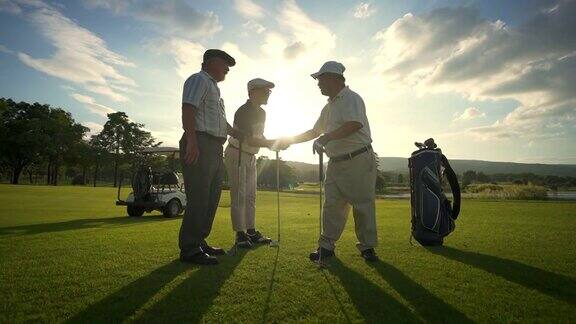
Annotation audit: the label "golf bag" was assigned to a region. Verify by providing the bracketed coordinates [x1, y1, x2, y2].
[409, 138, 461, 246]
[132, 165, 152, 202]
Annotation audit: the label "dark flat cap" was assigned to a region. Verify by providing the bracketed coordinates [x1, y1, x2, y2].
[203, 49, 236, 66]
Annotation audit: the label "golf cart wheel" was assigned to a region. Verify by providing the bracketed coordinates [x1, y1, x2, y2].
[127, 205, 145, 217]
[163, 199, 181, 218]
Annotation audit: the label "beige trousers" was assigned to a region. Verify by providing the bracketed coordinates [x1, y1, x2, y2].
[224, 146, 256, 232]
[319, 150, 378, 252]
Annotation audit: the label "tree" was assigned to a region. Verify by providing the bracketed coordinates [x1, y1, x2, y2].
[462, 170, 477, 187]
[94, 112, 156, 187]
[43, 108, 88, 185]
[0, 98, 88, 185]
[256, 156, 297, 189]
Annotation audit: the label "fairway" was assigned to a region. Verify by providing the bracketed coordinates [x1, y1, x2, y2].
[0, 185, 575, 323]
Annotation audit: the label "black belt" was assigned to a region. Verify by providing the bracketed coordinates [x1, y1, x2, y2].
[330, 145, 372, 162]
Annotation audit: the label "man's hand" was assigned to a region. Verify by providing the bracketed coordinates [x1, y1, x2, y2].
[184, 135, 199, 165]
[312, 139, 325, 155]
[230, 128, 245, 142]
[269, 138, 290, 151]
[316, 134, 330, 146]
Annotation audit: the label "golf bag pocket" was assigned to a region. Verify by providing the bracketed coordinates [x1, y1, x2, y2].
[421, 186, 441, 231]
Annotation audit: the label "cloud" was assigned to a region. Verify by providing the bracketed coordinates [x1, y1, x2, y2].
[242, 20, 266, 35]
[374, 1, 576, 141]
[147, 37, 205, 79]
[82, 121, 104, 137]
[274, 0, 336, 60]
[71, 93, 117, 117]
[0, 44, 15, 55]
[83, 0, 222, 39]
[234, 0, 265, 20]
[283, 41, 305, 60]
[453, 107, 485, 122]
[0, 0, 22, 14]
[353, 2, 376, 19]
[13, 1, 135, 102]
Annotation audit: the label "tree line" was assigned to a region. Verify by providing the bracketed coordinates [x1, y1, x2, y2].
[0, 98, 300, 188]
[0, 98, 156, 186]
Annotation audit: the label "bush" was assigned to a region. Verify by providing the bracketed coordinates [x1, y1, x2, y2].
[464, 183, 548, 200]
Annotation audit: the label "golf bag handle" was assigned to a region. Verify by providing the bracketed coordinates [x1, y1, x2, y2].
[441, 155, 461, 219]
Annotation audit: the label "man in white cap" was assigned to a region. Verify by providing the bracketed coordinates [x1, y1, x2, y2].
[225, 78, 287, 248]
[280, 61, 378, 262]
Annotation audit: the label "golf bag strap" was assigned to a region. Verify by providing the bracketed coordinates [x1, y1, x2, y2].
[441, 154, 461, 219]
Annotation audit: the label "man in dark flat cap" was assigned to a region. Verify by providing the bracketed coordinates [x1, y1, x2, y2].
[179, 49, 244, 265]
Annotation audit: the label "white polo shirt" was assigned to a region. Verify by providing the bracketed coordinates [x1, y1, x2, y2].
[182, 70, 228, 138]
[313, 86, 372, 158]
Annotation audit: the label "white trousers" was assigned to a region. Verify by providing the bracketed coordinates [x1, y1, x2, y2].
[319, 150, 378, 252]
[224, 146, 256, 232]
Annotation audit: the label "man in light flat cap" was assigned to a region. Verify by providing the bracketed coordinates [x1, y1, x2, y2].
[179, 49, 245, 265]
[225, 78, 287, 248]
[280, 61, 378, 262]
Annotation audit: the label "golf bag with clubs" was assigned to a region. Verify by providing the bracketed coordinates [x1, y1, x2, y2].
[409, 138, 461, 246]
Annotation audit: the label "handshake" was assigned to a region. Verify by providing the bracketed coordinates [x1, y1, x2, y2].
[266, 137, 292, 152]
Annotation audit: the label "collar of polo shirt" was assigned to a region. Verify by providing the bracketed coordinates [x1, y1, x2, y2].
[200, 70, 217, 83]
[328, 86, 350, 102]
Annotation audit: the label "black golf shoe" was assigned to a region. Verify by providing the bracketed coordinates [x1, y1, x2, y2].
[247, 230, 272, 244]
[201, 244, 226, 256]
[360, 248, 379, 262]
[309, 247, 335, 262]
[180, 252, 219, 265]
[236, 231, 253, 249]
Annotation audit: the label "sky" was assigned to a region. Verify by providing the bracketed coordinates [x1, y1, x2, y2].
[0, 0, 575, 164]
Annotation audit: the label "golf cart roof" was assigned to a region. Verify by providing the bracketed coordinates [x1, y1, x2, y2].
[141, 147, 180, 155]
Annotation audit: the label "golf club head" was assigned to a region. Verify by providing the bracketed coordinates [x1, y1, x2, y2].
[269, 240, 279, 247]
[424, 138, 437, 149]
[315, 260, 328, 269]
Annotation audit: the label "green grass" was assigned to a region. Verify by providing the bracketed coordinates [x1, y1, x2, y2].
[0, 184, 575, 323]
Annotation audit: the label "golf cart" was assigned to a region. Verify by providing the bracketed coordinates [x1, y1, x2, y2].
[116, 147, 186, 218]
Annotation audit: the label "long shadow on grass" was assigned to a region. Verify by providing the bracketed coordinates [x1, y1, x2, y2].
[368, 260, 473, 323]
[0, 215, 178, 236]
[428, 246, 576, 305]
[67, 259, 187, 322]
[261, 246, 280, 324]
[68, 249, 248, 322]
[329, 258, 421, 323]
[134, 247, 251, 322]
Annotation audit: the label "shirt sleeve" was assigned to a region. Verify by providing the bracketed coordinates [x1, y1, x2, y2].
[336, 95, 366, 126]
[313, 107, 328, 133]
[182, 75, 208, 107]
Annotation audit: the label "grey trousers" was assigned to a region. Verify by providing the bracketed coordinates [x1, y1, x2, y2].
[179, 133, 225, 256]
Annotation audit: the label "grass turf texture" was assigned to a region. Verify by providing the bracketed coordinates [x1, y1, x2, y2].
[0, 184, 575, 323]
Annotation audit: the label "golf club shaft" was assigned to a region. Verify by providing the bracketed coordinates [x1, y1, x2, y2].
[319, 151, 323, 262]
[276, 150, 280, 243]
[235, 140, 243, 255]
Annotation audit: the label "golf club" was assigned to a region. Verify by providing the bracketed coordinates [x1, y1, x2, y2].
[269, 150, 280, 247]
[314, 142, 327, 268]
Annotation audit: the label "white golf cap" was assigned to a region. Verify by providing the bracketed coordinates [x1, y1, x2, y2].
[247, 78, 275, 92]
[310, 61, 346, 79]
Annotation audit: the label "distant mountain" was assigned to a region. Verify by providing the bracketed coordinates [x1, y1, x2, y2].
[286, 157, 576, 181]
[377, 157, 576, 177]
